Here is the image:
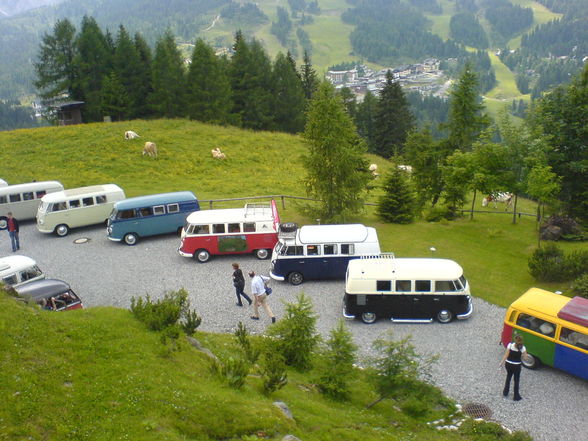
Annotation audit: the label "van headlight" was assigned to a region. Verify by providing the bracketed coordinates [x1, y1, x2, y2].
[38, 219, 44, 225]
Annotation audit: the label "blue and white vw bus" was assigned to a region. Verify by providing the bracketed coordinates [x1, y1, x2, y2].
[269, 223, 381, 285]
[107, 191, 199, 245]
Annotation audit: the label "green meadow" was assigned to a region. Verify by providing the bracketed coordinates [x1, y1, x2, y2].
[1, 119, 584, 307]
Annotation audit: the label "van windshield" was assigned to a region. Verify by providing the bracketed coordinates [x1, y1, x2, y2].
[38, 201, 49, 213]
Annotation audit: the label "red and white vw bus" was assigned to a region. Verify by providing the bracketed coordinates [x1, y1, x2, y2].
[178, 200, 280, 262]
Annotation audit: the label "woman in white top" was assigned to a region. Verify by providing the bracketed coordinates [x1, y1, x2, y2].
[248, 270, 276, 323]
[499, 334, 527, 401]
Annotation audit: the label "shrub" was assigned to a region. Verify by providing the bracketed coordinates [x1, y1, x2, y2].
[181, 309, 202, 336]
[528, 244, 569, 282]
[377, 167, 416, 224]
[400, 397, 430, 418]
[571, 274, 588, 298]
[316, 320, 357, 401]
[259, 351, 288, 395]
[210, 357, 250, 389]
[566, 250, 588, 280]
[234, 321, 260, 364]
[267, 293, 320, 371]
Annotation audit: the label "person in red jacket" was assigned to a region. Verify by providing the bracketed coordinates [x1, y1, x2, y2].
[7, 212, 20, 252]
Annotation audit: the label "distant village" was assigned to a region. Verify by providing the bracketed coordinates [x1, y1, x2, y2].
[325, 58, 452, 101]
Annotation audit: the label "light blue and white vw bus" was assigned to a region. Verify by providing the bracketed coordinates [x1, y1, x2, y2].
[107, 191, 199, 245]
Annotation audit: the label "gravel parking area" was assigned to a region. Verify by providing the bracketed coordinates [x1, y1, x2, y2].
[6, 222, 588, 441]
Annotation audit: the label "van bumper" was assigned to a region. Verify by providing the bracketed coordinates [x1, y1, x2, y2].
[270, 271, 285, 282]
[107, 234, 122, 242]
[343, 305, 355, 321]
[456, 296, 474, 320]
[178, 248, 193, 258]
[36, 226, 53, 234]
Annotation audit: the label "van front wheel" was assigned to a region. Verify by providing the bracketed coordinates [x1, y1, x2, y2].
[522, 353, 541, 370]
[0, 216, 7, 230]
[436, 309, 453, 323]
[255, 249, 270, 260]
[195, 249, 210, 263]
[288, 272, 303, 285]
[124, 233, 138, 246]
[361, 312, 377, 324]
[55, 224, 70, 237]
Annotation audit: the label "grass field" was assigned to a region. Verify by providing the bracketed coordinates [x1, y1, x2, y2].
[1, 119, 585, 308]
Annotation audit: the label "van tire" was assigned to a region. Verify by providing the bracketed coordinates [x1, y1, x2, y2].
[436, 309, 453, 323]
[55, 224, 70, 237]
[279, 222, 297, 233]
[195, 249, 210, 263]
[522, 353, 541, 370]
[177, 227, 183, 236]
[255, 249, 270, 260]
[124, 233, 138, 246]
[361, 312, 377, 324]
[0, 216, 7, 230]
[288, 272, 304, 285]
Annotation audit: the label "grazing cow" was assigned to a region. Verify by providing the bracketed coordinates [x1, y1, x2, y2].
[143, 141, 158, 158]
[211, 148, 226, 159]
[124, 130, 140, 140]
[397, 164, 413, 173]
[482, 192, 513, 210]
[368, 163, 379, 177]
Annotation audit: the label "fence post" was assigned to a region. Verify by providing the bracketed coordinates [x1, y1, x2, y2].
[281, 196, 285, 210]
[209, 201, 213, 209]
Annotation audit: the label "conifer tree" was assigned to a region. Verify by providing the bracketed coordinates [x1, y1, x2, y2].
[303, 81, 371, 222]
[101, 72, 130, 121]
[373, 71, 415, 157]
[338, 87, 357, 119]
[271, 52, 306, 133]
[300, 51, 318, 100]
[133, 33, 153, 118]
[445, 62, 489, 152]
[186, 39, 232, 125]
[34, 19, 78, 101]
[149, 31, 186, 118]
[377, 166, 416, 223]
[355, 91, 378, 152]
[113, 26, 143, 119]
[73, 16, 112, 121]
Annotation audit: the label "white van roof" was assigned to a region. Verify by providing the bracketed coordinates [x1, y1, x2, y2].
[0, 255, 37, 275]
[297, 224, 374, 244]
[41, 184, 124, 202]
[0, 181, 63, 194]
[186, 204, 275, 224]
[0, 179, 7, 187]
[347, 257, 464, 281]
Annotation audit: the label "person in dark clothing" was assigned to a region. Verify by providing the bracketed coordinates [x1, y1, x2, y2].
[7, 212, 20, 252]
[232, 263, 252, 307]
[499, 334, 527, 401]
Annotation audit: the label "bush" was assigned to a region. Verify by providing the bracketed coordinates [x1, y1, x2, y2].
[210, 357, 250, 389]
[181, 309, 202, 336]
[528, 244, 569, 282]
[566, 250, 588, 280]
[571, 274, 588, 298]
[400, 397, 430, 418]
[234, 321, 260, 364]
[267, 293, 320, 371]
[377, 167, 416, 224]
[259, 351, 288, 395]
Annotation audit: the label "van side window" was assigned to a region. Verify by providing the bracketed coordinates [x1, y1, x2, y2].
[9, 194, 21, 203]
[459, 276, 467, 289]
[21, 266, 42, 281]
[286, 246, 304, 256]
[324, 244, 337, 255]
[167, 203, 179, 214]
[96, 195, 107, 204]
[516, 313, 556, 337]
[0, 195, 6, 204]
[82, 197, 94, 206]
[213, 224, 225, 234]
[117, 209, 136, 219]
[193, 224, 210, 234]
[415, 280, 431, 292]
[139, 207, 153, 217]
[560, 328, 588, 350]
[36, 191, 47, 198]
[153, 205, 165, 215]
[2, 275, 17, 285]
[307, 245, 320, 255]
[69, 199, 81, 209]
[243, 223, 255, 232]
[435, 281, 457, 292]
[341, 244, 355, 255]
[228, 223, 241, 233]
[377, 280, 392, 291]
[23, 192, 34, 200]
[396, 280, 411, 292]
[51, 202, 66, 212]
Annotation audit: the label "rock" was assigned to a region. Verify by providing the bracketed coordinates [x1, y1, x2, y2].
[540, 225, 562, 241]
[186, 336, 218, 361]
[282, 435, 301, 441]
[274, 401, 294, 420]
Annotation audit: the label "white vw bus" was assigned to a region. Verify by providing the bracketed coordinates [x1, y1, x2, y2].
[0, 181, 64, 229]
[37, 184, 125, 236]
[0, 255, 45, 288]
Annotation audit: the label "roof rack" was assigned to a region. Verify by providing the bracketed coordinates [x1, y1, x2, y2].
[244, 202, 271, 217]
[360, 252, 395, 259]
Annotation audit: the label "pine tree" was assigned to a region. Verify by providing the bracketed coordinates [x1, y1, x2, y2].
[149, 31, 186, 118]
[113, 26, 143, 119]
[100, 72, 130, 121]
[34, 19, 78, 101]
[373, 71, 415, 157]
[377, 166, 416, 223]
[338, 87, 357, 119]
[271, 52, 306, 133]
[303, 81, 371, 222]
[186, 39, 232, 125]
[300, 51, 319, 100]
[445, 62, 489, 151]
[73, 16, 113, 121]
[133, 33, 153, 118]
[355, 91, 378, 153]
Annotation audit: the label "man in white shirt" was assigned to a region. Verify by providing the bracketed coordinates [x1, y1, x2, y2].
[249, 270, 276, 323]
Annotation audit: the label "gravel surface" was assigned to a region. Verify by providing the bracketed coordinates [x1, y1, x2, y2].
[6, 221, 588, 441]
